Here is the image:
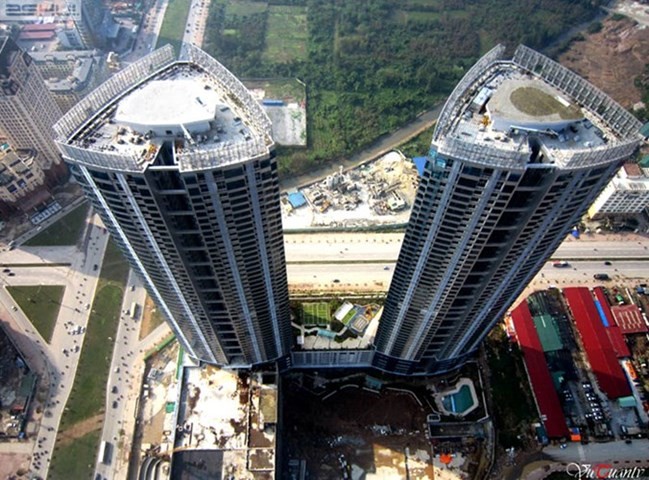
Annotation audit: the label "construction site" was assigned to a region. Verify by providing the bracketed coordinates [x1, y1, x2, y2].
[281, 370, 489, 480]
[281, 151, 420, 230]
[0, 328, 35, 441]
[128, 339, 278, 480]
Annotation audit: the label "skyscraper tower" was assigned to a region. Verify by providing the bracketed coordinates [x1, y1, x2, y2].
[0, 37, 65, 183]
[373, 45, 641, 375]
[54, 45, 290, 367]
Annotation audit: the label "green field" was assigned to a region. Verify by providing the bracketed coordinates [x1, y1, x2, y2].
[24, 203, 89, 247]
[264, 5, 307, 63]
[50, 430, 101, 480]
[59, 240, 128, 429]
[156, 0, 192, 55]
[226, 0, 267, 16]
[7, 285, 64, 343]
[301, 302, 330, 326]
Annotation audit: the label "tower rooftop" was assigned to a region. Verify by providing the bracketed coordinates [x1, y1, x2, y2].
[54, 45, 273, 173]
[432, 45, 641, 170]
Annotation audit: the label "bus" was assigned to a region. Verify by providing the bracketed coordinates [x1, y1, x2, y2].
[131, 302, 140, 320]
[98, 440, 112, 465]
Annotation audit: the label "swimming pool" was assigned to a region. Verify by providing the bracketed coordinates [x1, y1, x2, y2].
[441, 384, 475, 414]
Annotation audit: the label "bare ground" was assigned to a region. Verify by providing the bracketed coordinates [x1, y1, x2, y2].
[139, 296, 163, 340]
[559, 16, 649, 108]
[56, 414, 104, 447]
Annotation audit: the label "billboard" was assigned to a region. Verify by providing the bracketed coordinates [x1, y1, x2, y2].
[0, 0, 81, 21]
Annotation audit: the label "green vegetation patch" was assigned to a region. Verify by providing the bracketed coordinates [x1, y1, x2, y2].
[301, 302, 331, 326]
[59, 240, 128, 430]
[7, 285, 64, 343]
[156, 0, 192, 55]
[510, 86, 582, 119]
[24, 203, 89, 247]
[49, 429, 101, 480]
[204, 0, 603, 179]
[485, 328, 537, 448]
[226, 0, 267, 16]
[264, 5, 307, 63]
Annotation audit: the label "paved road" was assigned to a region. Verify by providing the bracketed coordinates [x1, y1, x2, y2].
[545, 440, 649, 465]
[182, 0, 208, 47]
[95, 272, 149, 480]
[286, 259, 649, 293]
[284, 232, 403, 263]
[284, 232, 649, 263]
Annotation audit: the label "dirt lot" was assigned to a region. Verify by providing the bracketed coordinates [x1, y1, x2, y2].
[282, 377, 435, 479]
[559, 16, 649, 108]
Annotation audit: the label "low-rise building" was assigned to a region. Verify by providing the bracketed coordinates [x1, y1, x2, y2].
[30, 49, 104, 113]
[588, 162, 649, 225]
[0, 143, 50, 215]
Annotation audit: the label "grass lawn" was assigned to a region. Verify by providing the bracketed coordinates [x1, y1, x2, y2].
[59, 240, 128, 430]
[510, 86, 581, 119]
[226, 0, 267, 16]
[49, 429, 101, 480]
[24, 203, 89, 247]
[301, 302, 330, 326]
[7, 285, 64, 343]
[156, 0, 192, 55]
[264, 5, 307, 63]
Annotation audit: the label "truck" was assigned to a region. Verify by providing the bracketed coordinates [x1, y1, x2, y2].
[98, 440, 112, 465]
[131, 301, 140, 320]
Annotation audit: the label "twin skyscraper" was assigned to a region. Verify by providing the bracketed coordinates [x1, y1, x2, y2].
[53, 43, 641, 376]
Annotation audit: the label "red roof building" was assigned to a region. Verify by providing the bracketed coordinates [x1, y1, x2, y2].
[612, 304, 648, 334]
[511, 302, 569, 438]
[593, 288, 630, 358]
[563, 287, 630, 399]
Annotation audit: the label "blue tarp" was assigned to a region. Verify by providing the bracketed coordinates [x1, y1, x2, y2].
[413, 157, 427, 176]
[288, 192, 307, 208]
[594, 300, 609, 327]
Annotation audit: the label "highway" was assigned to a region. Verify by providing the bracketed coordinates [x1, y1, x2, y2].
[94, 272, 151, 480]
[286, 259, 649, 294]
[284, 232, 649, 264]
[182, 0, 209, 47]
